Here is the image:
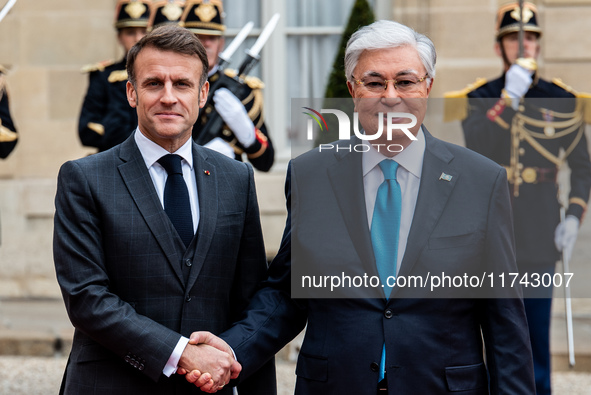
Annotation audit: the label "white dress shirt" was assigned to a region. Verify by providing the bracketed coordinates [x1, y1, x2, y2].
[135, 129, 199, 232]
[134, 129, 198, 376]
[363, 128, 425, 276]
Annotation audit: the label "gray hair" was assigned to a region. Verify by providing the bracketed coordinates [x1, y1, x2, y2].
[344, 20, 436, 81]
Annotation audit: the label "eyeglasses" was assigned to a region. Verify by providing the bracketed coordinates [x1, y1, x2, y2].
[353, 73, 429, 94]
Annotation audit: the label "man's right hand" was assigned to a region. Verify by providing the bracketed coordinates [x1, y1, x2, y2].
[178, 339, 241, 393]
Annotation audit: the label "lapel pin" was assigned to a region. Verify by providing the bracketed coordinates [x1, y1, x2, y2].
[204, 170, 210, 176]
[439, 172, 452, 182]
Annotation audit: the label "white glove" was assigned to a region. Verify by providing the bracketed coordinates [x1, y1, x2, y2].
[213, 88, 256, 148]
[504, 64, 533, 110]
[554, 215, 580, 263]
[204, 137, 235, 159]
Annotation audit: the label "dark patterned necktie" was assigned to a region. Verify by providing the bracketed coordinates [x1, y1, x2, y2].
[158, 154, 194, 247]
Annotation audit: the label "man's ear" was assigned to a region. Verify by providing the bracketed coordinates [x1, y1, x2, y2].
[126, 81, 137, 108]
[426, 77, 434, 95]
[494, 41, 502, 58]
[347, 80, 355, 98]
[199, 81, 210, 108]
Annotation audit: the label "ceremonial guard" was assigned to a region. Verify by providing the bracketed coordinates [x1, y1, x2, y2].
[445, 3, 591, 394]
[78, 0, 151, 152]
[148, 0, 185, 30]
[0, 65, 17, 159]
[181, 0, 274, 172]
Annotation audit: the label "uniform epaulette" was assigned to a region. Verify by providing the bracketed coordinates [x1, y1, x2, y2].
[244, 76, 265, 90]
[0, 65, 7, 75]
[551, 78, 576, 94]
[221, 69, 265, 90]
[108, 70, 128, 83]
[552, 78, 591, 123]
[443, 78, 488, 122]
[81, 59, 115, 73]
[223, 68, 238, 78]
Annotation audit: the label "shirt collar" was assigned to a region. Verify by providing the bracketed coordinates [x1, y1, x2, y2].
[134, 128, 194, 170]
[362, 127, 425, 179]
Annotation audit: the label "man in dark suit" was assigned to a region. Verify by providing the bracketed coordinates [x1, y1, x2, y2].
[54, 25, 274, 394]
[78, 0, 150, 152]
[445, 3, 591, 393]
[185, 20, 536, 394]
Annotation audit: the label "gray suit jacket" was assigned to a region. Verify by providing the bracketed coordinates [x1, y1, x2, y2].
[223, 129, 535, 394]
[53, 135, 275, 394]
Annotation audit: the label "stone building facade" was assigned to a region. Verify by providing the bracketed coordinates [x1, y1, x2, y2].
[1, 0, 590, 298]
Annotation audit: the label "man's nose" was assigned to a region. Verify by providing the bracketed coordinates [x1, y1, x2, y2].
[160, 83, 177, 104]
[381, 82, 402, 105]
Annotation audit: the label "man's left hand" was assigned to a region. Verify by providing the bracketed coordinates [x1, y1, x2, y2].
[554, 215, 580, 263]
[214, 88, 256, 148]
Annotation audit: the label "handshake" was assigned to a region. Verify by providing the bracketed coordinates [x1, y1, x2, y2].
[177, 331, 241, 393]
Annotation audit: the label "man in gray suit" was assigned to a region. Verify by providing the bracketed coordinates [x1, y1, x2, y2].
[53, 25, 274, 394]
[185, 20, 535, 394]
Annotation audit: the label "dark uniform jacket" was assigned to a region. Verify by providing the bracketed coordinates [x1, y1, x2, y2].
[456, 75, 591, 265]
[193, 69, 274, 172]
[78, 58, 137, 152]
[0, 77, 17, 159]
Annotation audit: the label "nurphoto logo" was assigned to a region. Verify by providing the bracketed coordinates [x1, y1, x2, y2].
[302, 107, 417, 153]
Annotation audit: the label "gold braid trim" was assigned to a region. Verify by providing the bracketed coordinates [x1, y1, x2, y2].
[87, 122, 105, 136]
[569, 197, 588, 211]
[443, 77, 488, 122]
[519, 131, 562, 166]
[0, 125, 17, 142]
[247, 131, 268, 159]
[243, 89, 264, 127]
[493, 116, 510, 129]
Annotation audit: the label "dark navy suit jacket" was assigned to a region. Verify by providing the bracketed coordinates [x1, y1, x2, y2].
[223, 129, 535, 394]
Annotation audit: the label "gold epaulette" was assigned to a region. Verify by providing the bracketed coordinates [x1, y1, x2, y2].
[0, 124, 18, 142]
[553, 78, 591, 124]
[244, 76, 265, 90]
[80, 59, 115, 73]
[443, 78, 488, 122]
[224, 68, 238, 78]
[108, 70, 128, 83]
[222, 69, 265, 90]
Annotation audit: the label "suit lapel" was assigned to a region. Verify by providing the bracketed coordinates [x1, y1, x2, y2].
[117, 137, 185, 283]
[185, 144, 217, 290]
[391, 129, 459, 297]
[327, 144, 378, 279]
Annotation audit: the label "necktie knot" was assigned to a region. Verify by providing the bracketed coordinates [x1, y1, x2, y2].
[158, 154, 183, 175]
[379, 159, 399, 180]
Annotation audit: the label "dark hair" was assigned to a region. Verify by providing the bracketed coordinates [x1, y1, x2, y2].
[126, 25, 209, 88]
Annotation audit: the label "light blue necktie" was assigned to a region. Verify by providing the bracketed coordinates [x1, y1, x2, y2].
[370, 159, 401, 382]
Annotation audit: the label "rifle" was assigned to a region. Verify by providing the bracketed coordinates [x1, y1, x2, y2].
[518, 0, 524, 58]
[0, 0, 17, 23]
[194, 13, 280, 146]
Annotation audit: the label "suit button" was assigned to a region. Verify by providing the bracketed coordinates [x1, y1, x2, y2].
[370, 362, 380, 372]
[186, 296, 192, 302]
[384, 309, 393, 319]
[185, 259, 192, 267]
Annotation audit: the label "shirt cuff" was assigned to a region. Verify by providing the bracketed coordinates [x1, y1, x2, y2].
[162, 336, 190, 377]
